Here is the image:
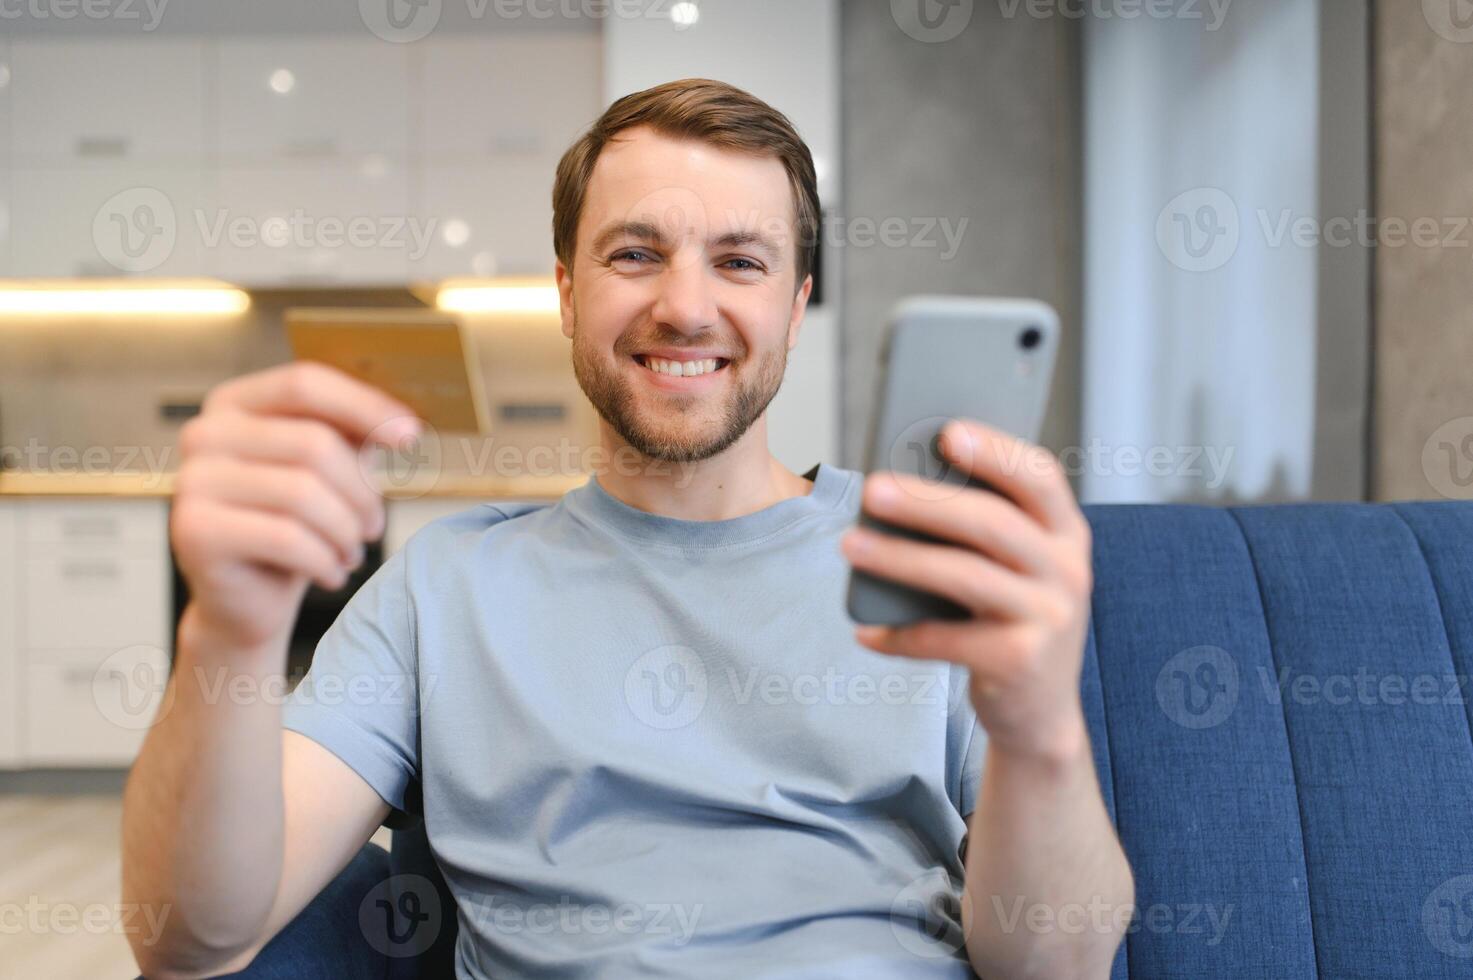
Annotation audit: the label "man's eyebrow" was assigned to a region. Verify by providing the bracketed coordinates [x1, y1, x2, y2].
[711, 229, 785, 262]
[591, 221, 665, 255]
[590, 221, 786, 262]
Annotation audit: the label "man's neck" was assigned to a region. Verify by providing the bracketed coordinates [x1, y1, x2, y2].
[592, 425, 814, 522]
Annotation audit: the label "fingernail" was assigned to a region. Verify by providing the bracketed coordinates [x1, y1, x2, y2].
[942, 421, 970, 455]
[388, 417, 422, 448]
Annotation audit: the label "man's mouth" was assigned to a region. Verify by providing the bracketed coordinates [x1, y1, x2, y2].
[631, 354, 732, 379]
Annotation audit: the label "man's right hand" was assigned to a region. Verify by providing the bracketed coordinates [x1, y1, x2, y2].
[170, 361, 421, 652]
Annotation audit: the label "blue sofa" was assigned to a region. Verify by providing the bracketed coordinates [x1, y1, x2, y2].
[198, 501, 1473, 978]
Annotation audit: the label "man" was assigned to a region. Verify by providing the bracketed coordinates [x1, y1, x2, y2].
[123, 77, 1132, 979]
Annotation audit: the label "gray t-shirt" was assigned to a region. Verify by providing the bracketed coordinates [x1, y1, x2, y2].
[283, 461, 988, 978]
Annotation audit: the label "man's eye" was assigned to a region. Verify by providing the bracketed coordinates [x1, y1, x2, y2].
[611, 249, 652, 263]
[724, 257, 762, 272]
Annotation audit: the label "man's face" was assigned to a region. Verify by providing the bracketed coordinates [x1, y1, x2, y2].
[556, 124, 812, 464]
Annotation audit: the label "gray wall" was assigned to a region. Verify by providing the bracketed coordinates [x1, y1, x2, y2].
[838, 3, 1081, 471]
[1373, 4, 1473, 501]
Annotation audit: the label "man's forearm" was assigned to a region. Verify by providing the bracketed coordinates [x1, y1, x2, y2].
[960, 714, 1134, 980]
[120, 606, 290, 978]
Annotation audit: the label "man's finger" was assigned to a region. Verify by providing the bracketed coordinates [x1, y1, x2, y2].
[204, 361, 421, 449]
[841, 526, 1047, 621]
[853, 619, 1030, 689]
[938, 419, 1086, 541]
[861, 470, 1063, 580]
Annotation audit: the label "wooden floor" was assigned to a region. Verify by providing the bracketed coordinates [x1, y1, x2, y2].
[0, 793, 393, 979]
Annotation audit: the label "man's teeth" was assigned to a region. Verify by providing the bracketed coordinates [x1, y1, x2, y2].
[642, 356, 723, 377]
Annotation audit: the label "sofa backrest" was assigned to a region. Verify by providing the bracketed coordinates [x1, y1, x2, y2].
[1081, 501, 1473, 979]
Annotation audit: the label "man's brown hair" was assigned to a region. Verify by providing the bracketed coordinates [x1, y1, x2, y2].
[552, 77, 820, 292]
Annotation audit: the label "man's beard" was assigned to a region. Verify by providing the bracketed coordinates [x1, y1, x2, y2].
[569, 310, 787, 464]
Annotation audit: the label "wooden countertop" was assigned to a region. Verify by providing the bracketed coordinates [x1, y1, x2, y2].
[0, 471, 586, 500]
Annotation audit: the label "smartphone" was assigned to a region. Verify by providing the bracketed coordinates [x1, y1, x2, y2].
[845, 296, 1060, 626]
[285, 308, 490, 434]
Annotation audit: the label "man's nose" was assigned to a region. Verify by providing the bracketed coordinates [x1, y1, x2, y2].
[649, 251, 719, 334]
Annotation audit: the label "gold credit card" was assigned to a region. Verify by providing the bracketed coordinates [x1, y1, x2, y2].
[285, 308, 490, 434]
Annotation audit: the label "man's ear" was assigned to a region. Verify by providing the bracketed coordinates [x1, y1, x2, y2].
[554, 258, 575, 339]
[787, 273, 814, 351]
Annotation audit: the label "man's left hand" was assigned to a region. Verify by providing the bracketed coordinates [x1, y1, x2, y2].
[840, 419, 1094, 765]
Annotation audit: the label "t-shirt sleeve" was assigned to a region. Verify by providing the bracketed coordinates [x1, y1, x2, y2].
[946, 660, 988, 821]
[281, 547, 422, 830]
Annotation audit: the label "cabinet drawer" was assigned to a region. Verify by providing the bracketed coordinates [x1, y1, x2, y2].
[24, 647, 168, 767]
[21, 499, 168, 551]
[23, 555, 170, 651]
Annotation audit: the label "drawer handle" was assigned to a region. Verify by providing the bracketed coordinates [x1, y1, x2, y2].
[61, 560, 121, 580]
[60, 517, 121, 538]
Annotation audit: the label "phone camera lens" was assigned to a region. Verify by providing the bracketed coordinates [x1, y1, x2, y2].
[1019, 327, 1042, 351]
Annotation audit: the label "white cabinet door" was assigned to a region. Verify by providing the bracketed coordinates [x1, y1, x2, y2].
[215, 39, 411, 164]
[9, 38, 205, 167]
[411, 158, 556, 281]
[5, 38, 208, 276]
[0, 504, 19, 769]
[21, 499, 170, 652]
[9, 167, 210, 278]
[25, 646, 169, 768]
[211, 163, 412, 286]
[24, 497, 173, 549]
[17, 499, 172, 768]
[419, 35, 602, 162]
[24, 554, 172, 652]
[410, 34, 601, 281]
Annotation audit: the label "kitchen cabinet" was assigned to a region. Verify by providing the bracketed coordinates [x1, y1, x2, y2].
[25, 645, 170, 767]
[3, 498, 172, 769]
[8, 38, 206, 167]
[214, 39, 411, 165]
[211, 162, 413, 286]
[410, 158, 556, 281]
[418, 34, 600, 163]
[0, 30, 602, 284]
[409, 34, 600, 280]
[9, 166, 210, 278]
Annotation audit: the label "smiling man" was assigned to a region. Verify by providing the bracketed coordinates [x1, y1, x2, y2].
[122, 78, 1132, 979]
